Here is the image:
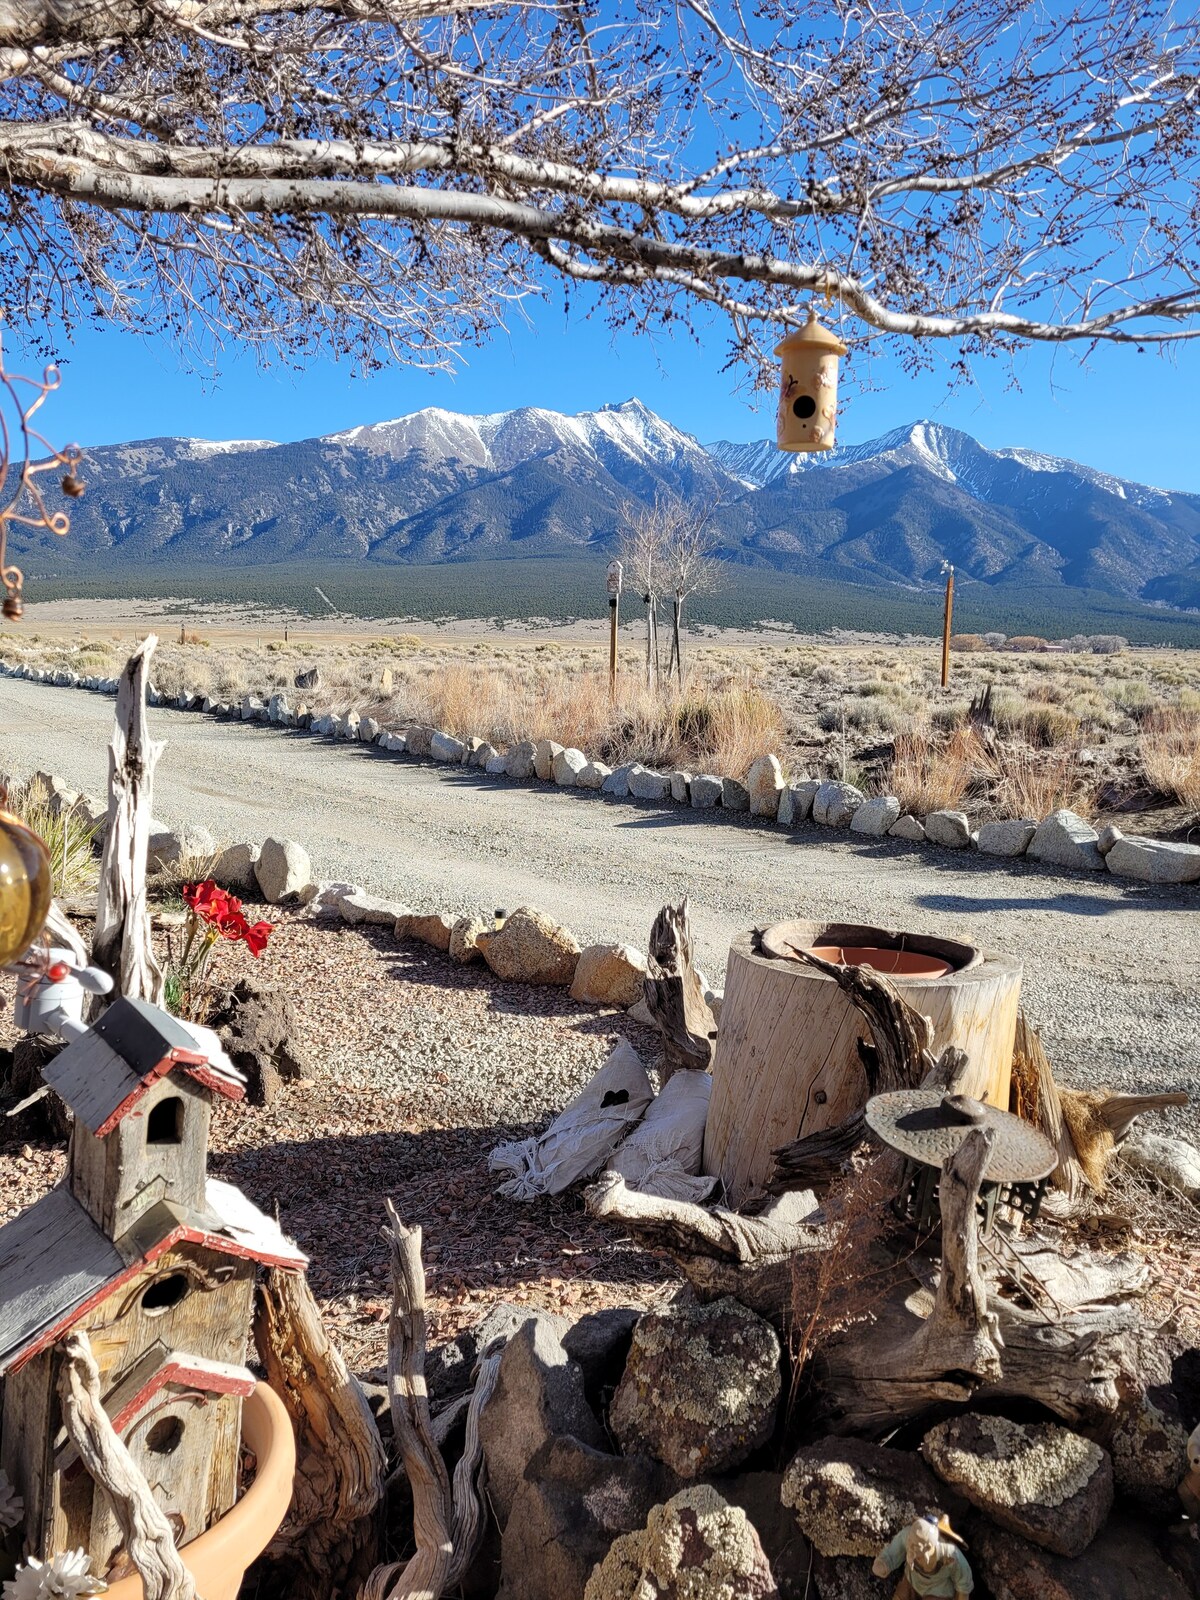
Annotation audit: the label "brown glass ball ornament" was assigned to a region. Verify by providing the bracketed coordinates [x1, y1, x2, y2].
[0, 808, 52, 966]
[2, 594, 22, 620]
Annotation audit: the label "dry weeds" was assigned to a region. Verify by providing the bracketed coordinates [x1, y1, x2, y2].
[1139, 709, 1200, 807]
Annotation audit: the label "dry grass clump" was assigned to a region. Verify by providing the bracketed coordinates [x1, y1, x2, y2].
[1139, 709, 1200, 807]
[983, 745, 1098, 822]
[887, 727, 983, 815]
[3, 777, 99, 898]
[400, 662, 784, 777]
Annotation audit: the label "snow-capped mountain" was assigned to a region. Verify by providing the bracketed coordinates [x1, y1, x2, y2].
[10, 403, 1200, 608]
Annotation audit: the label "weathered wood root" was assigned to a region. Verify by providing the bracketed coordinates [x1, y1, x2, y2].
[254, 1267, 386, 1600]
[816, 1130, 1146, 1436]
[643, 896, 717, 1080]
[92, 635, 165, 1007]
[770, 951, 968, 1191]
[360, 1201, 495, 1600]
[586, 1170, 830, 1322]
[59, 1330, 195, 1600]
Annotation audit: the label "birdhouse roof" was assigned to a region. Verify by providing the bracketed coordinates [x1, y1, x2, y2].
[774, 310, 848, 358]
[41, 994, 245, 1137]
[0, 1178, 306, 1374]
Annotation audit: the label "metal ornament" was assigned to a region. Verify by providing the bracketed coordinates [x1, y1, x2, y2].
[0, 333, 83, 620]
[0, 807, 52, 967]
[866, 1089, 1057, 1235]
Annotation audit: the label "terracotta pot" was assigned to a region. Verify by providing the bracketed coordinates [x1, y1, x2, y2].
[105, 1383, 294, 1600]
[808, 943, 952, 978]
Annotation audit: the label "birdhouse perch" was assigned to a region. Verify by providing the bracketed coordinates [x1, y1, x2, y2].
[774, 309, 847, 453]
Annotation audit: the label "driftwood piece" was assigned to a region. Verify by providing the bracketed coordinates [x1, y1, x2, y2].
[586, 1170, 829, 1320]
[816, 1131, 1144, 1436]
[92, 636, 164, 1006]
[58, 1330, 195, 1600]
[1011, 1011, 1083, 1197]
[643, 897, 716, 1080]
[361, 1202, 453, 1600]
[445, 1350, 502, 1590]
[254, 1267, 386, 1600]
[769, 954, 968, 1192]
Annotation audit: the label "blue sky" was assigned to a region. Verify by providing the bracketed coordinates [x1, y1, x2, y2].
[14, 295, 1200, 492]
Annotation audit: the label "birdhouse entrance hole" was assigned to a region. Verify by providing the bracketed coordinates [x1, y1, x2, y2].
[146, 1095, 184, 1145]
[145, 1415, 184, 1455]
[793, 395, 817, 419]
[141, 1273, 189, 1315]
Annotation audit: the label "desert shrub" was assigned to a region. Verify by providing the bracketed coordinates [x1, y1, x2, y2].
[4, 778, 100, 898]
[982, 632, 1007, 648]
[1003, 636, 1050, 652]
[982, 745, 1098, 822]
[949, 634, 987, 652]
[1108, 679, 1158, 720]
[1007, 702, 1080, 749]
[931, 701, 970, 732]
[886, 727, 984, 815]
[1139, 709, 1200, 807]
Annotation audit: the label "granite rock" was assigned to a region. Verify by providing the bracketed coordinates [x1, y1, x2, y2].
[924, 809, 971, 849]
[977, 818, 1037, 856]
[1026, 809, 1105, 872]
[850, 795, 900, 836]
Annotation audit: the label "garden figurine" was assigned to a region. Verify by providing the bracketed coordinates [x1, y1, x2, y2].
[10, 943, 112, 1042]
[872, 1515, 973, 1598]
[1179, 1422, 1200, 1517]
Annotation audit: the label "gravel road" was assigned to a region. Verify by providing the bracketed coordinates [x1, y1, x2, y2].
[3, 678, 1197, 1125]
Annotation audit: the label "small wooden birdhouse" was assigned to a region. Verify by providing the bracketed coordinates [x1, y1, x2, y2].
[775, 309, 848, 453]
[0, 996, 306, 1578]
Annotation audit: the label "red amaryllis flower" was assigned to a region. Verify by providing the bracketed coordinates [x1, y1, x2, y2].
[241, 920, 272, 957]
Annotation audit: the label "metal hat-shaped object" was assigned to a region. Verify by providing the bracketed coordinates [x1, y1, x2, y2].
[865, 1089, 1057, 1183]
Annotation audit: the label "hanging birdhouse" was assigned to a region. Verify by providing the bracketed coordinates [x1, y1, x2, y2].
[774, 309, 848, 453]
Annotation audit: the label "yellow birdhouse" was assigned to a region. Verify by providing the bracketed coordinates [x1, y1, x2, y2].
[774, 309, 847, 453]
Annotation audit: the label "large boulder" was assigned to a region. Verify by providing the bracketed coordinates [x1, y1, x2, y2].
[553, 747, 589, 786]
[978, 818, 1037, 856]
[147, 823, 216, 870]
[722, 777, 750, 812]
[338, 890, 412, 927]
[534, 739, 564, 780]
[1106, 836, 1200, 884]
[781, 1437, 959, 1558]
[924, 809, 971, 848]
[255, 837, 312, 903]
[779, 780, 820, 826]
[629, 767, 671, 802]
[1109, 1394, 1191, 1511]
[812, 780, 865, 828]
[403, 724, 435, 757]
[921, 1414, 1112, 1557]
[888, 814, 926, 842]
[747, 755, 785, 818]
[505, 739, 538, 779]
[576, 760, 612, 790]
[406, 912, 452, 950]
[213, 841, 261, 895]
[428, 1301, 566, 1407]
[690, 774, 723, 809]
[974, 1515, 1193, 1600]
[498, 1435, 676, 1600]
[602, 762, 639, 798]
[609, 1297, 780, 1478]
[449, 913, 488, 964]
[1118, 1130, 1200, 1198]
[479, 905, 581, 985]
[569, 944, 648, 1008]
[1026, 809, 1105, 871]
[478, 1314, 606, 1527]
[584, 1486, 778, 1600]
[850, 795, 900, 836]
[669, 770, 692, 804]
[430, 729, 466, 762]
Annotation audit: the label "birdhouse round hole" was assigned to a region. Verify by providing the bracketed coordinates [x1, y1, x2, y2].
[146, 1416, 185, 1455]
[774, 309, 848, 453]
[141, 1272, 190, 1314]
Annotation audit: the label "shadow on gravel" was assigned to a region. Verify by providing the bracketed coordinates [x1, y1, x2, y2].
[914, 889, 1185, 917]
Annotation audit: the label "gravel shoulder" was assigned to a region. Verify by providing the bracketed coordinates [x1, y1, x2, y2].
[2, 678, 1198, 1129]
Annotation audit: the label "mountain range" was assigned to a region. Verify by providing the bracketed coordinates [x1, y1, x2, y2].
[12, 399, 1200, 610]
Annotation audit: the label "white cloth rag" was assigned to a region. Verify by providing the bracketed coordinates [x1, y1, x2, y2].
[607, 1068, 716, 1203]
[489, 1037, 653, 1200]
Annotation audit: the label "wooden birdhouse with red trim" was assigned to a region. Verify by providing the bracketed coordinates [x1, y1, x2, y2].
[0, 996, 307, 1577]
[775, 309, 848, 452]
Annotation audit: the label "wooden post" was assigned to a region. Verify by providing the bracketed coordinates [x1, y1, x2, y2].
[941, 564, 955, 688]
[606, 559, 622, 700]
[93, 636, 165, 1006]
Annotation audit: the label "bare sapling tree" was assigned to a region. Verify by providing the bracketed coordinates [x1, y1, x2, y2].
[618, 501, 667, 693]
[1, 2, 1199, 380]
[659, 495, 723, 686]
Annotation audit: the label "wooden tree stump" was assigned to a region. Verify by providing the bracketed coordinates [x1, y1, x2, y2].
[704, 923, 1022, 1203]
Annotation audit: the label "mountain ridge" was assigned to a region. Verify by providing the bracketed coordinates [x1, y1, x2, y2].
[10, 400, 1200, 610]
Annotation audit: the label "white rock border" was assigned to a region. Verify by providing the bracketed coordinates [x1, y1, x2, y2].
[3, 660, 1198, 889]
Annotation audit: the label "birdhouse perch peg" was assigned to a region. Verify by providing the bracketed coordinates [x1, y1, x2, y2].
[774, 309, 847, 453]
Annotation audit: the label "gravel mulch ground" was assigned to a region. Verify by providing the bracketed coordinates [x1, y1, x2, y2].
[0, 912, 679, 1378]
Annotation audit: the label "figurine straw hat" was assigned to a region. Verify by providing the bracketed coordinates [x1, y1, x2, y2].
[933, 1512, 968, 1550]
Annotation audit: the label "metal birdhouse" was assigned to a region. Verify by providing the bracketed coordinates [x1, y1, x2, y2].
[774, 309, 848, 453]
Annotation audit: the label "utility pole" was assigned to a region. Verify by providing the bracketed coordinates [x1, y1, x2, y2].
[606, 560, 623, 699]
[940, 562, 955, 689]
